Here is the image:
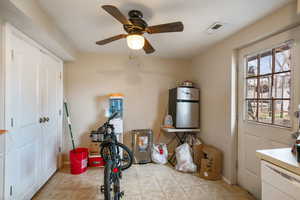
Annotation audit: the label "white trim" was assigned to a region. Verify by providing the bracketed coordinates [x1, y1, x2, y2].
[222, 176, 232, 185]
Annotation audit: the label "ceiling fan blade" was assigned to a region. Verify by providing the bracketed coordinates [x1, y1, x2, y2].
[102, 5, 132, 25]
[96, 34, 127, 45]
[143, 38, 155, 54]
[146, 22, 184, 34]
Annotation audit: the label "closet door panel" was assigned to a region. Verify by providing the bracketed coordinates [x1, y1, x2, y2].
[4, 33, 42, 199]
[5, 36, 41, 152]
[40, 53, 59, 183]
[0, 154, 3, 200]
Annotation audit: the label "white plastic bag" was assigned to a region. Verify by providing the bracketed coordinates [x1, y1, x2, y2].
[175, 143, 197, 172]
[151, 144, 168, 164]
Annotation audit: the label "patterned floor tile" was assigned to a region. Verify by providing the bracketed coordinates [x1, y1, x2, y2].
[33, 164, 255, 200]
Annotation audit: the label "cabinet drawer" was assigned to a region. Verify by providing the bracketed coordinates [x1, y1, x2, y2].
[262, 181, 294, 200]
[261, 160, 300, 199]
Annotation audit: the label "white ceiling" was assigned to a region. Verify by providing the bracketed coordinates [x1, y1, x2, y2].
[37, 0, 291, 59]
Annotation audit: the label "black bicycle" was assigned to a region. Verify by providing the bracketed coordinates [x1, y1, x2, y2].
[91, 112, 133, 200]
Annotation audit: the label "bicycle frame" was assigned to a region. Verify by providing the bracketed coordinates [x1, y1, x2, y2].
[100, 119, 123, 199]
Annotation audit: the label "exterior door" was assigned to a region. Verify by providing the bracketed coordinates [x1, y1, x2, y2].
[40, 52, 60, 183]
[4, 29, 42, 199]
[237, 27, 300, 199]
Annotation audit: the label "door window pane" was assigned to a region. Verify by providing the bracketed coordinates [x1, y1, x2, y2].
[259, 76, 272, 98]
[260, 51, 272, 75]
[273, 72, 291, 98]
[244, 44, 292, 128]
[247, 57, 258, 77]
[247, 100, 257, 121]
[275, 47, 291, 72]
[258, 100, 272, 124]
[274, 100, 291, 127]
[246, 79, 257, 98]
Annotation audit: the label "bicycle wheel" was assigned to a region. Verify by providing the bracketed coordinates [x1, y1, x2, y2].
[117, 143, 133, 171]
[101, 142, 133, 171]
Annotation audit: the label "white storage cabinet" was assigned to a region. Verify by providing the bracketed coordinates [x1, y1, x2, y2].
[261, 160, 300, 200]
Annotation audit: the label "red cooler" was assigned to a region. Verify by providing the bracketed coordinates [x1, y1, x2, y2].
[88, 154, 105, 167]
[69, 148, 88, 175]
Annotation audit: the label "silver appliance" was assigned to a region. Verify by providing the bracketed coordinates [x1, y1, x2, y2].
[169, 87, 199, 128]
[131, 129, 153, 164]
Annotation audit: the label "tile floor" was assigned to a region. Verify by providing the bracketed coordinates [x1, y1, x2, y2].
[33, 164, 255, 200]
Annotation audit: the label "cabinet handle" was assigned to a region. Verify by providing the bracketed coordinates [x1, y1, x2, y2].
[266, 165, 300, 185]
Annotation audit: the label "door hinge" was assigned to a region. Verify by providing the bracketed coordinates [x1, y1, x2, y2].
[59, 109, 62, 116]
[59, 147, 62, 153]
[11, 49, 14, 61]
[59, 72, 62, 80]
[10, 118, 14, 127]
[10, 186, 13, 196]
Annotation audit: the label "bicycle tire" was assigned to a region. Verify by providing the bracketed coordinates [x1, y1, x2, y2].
[104, 160, 112, 200]
[101, 142, 133, 171]
[113, 175, 120, 200]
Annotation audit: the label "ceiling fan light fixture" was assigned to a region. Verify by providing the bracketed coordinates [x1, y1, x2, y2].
[126, 34, 145, 50]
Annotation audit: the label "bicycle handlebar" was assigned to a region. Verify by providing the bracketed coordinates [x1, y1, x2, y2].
[108, 112, 118, 122]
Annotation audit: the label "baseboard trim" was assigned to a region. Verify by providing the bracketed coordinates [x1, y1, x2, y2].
[222, 176, 232, 185]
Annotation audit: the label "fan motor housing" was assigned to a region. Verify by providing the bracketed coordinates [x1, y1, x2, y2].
[124, 10, 148, 34]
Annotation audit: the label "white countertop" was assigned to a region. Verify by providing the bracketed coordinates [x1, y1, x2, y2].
[256, 148, 300, 176]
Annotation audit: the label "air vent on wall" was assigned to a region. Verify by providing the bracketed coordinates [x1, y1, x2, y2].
[206, 22, 225, 34]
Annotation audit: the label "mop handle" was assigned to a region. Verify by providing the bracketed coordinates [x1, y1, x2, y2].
[64, 100, 76, 151]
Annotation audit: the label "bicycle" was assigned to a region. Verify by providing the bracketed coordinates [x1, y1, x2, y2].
[91, 112, 133, 200]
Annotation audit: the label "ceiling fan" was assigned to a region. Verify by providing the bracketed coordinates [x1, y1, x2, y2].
[96, 5, 184, 54]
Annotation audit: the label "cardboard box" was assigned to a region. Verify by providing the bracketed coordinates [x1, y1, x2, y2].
[89, 142, 101, 154]
[193, 144, 204, 172]
[199, 145, 222, 180]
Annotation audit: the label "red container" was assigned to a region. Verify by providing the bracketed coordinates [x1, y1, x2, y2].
[88, 155, 105, 167]
[69, 148, 88, 175]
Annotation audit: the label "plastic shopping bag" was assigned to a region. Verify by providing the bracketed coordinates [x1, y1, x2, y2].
[151, 144, 168, 164]
[175, 143, 197, 172]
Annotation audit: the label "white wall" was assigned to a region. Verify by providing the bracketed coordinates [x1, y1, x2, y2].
[0, 0, 76, 61]
[0, 16, 4, 131]
[0, 17, 5, 200]
[190, 1, 300, 182]
[63, 52, 191, 159]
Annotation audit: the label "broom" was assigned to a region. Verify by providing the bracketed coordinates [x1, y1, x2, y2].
[64, 99, 76, 151]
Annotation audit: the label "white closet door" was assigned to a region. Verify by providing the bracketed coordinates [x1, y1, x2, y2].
[40, 52, 59, 183]
[0, 153, 4, 200]
[5, 31, 42, 199]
